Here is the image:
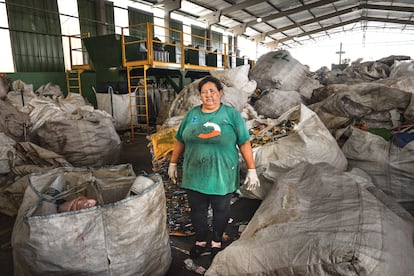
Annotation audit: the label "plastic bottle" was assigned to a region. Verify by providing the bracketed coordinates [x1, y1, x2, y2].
[183, 258, 206, 274]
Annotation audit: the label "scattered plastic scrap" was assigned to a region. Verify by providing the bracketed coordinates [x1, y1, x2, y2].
[184, 258, 206, 275]
[170, 245, 190, 256]
[147, 140, 195, 236]
[165, 185, 195, 236]
[250, 119, 299, 147]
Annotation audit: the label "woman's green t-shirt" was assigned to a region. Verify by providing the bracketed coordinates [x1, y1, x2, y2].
[175, 104, 250, 195]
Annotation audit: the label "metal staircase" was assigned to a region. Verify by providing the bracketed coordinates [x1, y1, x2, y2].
[66, 69, 83, 96]
[65, 34, 91, 97]
[127, 65, 150, 136]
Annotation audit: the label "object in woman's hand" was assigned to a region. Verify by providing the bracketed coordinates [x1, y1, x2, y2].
[58, 196, 97, 213]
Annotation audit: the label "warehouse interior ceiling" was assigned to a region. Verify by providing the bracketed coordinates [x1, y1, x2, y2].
[149, 0, 414, 49]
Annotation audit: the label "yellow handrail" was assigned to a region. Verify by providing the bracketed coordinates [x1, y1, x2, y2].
[119, 22, 252, 70]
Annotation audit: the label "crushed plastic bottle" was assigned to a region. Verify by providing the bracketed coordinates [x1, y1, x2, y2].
[184, 258, 197, 271]
[184, 258, 206, 274]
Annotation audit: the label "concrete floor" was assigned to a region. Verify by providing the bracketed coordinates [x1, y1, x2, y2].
[0, 135, 261, 275]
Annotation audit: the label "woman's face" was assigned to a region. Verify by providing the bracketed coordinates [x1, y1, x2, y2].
[200, 81, 223, 111]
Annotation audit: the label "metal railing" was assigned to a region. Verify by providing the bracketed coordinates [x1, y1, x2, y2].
[120, 22, 251, 70]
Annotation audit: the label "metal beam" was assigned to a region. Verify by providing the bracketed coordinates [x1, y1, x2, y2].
[363, 3, 414, 13]
[265, 4, 360, 36]
[277, 16, 414, 43]
[252, 3, 414, 41]
[220, 0, 264, 14]
[184, 1, 414, 45]
[200, 0, 264, 25]
[251, 2, 414, 31]
[244, 0, 341, 27]
[362, 16, 414, 25]
[278, 18, 360, 43]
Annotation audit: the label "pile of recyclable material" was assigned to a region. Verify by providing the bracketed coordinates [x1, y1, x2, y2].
[249, 119, 299, 147]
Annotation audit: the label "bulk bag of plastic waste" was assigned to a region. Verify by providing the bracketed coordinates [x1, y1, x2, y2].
[12, 167, 171, 275]
[207, 162, 414, 275]
[240, 104, 347, 200]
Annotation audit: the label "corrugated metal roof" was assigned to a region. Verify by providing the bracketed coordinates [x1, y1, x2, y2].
[151, 0, 414, 48]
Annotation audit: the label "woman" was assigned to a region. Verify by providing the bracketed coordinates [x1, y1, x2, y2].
[168, 75, 259, 259]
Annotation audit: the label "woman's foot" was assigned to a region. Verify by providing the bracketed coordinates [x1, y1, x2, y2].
[190, 241, 207, 258]
[210, 241, 222, 260]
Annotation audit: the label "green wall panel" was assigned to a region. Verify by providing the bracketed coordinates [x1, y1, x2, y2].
[105, 2, 115, 34]
[5, 72, 67, 94]
[78, 0, 115, 37]
[228, 36, 233, 54]
[169, 19, 182, 43]
[128, 7, 153, 38]
[212, 31, 222, 52]
[191, 26, 205, 48]
[6, 0, 64, 72]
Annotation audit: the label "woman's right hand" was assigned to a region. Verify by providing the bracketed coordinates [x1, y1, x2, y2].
[244, 169, 260, 190]
[168, 163, 178, 184]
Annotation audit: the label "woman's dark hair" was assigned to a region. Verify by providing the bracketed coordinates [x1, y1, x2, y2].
[198, 75, 223, 92]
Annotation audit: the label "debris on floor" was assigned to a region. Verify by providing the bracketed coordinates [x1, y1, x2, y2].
[184, 258, 206, 274]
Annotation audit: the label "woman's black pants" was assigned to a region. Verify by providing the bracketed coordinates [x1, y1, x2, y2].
[186, 189, 233, 243]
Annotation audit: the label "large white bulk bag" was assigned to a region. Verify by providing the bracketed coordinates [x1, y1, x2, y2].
[95, 91, 136, 131]
[342, 126, 414, 213]
[12, 167, 172, 275]
[240, 104, 347, 200]
[207, 162, 414, 276]
[31, 106, 121, 167]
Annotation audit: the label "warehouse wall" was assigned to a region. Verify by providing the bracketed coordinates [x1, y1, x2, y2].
[78, 0, 115, 36]
[6, 0, 65, 72]
[6, 72, 66, 93]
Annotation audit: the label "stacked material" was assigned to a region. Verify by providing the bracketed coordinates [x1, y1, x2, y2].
[319, 55, 411, 85]
[309, 82, 413, 130]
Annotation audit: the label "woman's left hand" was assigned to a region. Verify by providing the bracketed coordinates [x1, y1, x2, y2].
[244, 169, 260, 190]
[168, 163, 178, 184]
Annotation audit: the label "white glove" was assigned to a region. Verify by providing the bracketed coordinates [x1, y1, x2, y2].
[168, 163, 178, 184]
[244, 169, 260, 191]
